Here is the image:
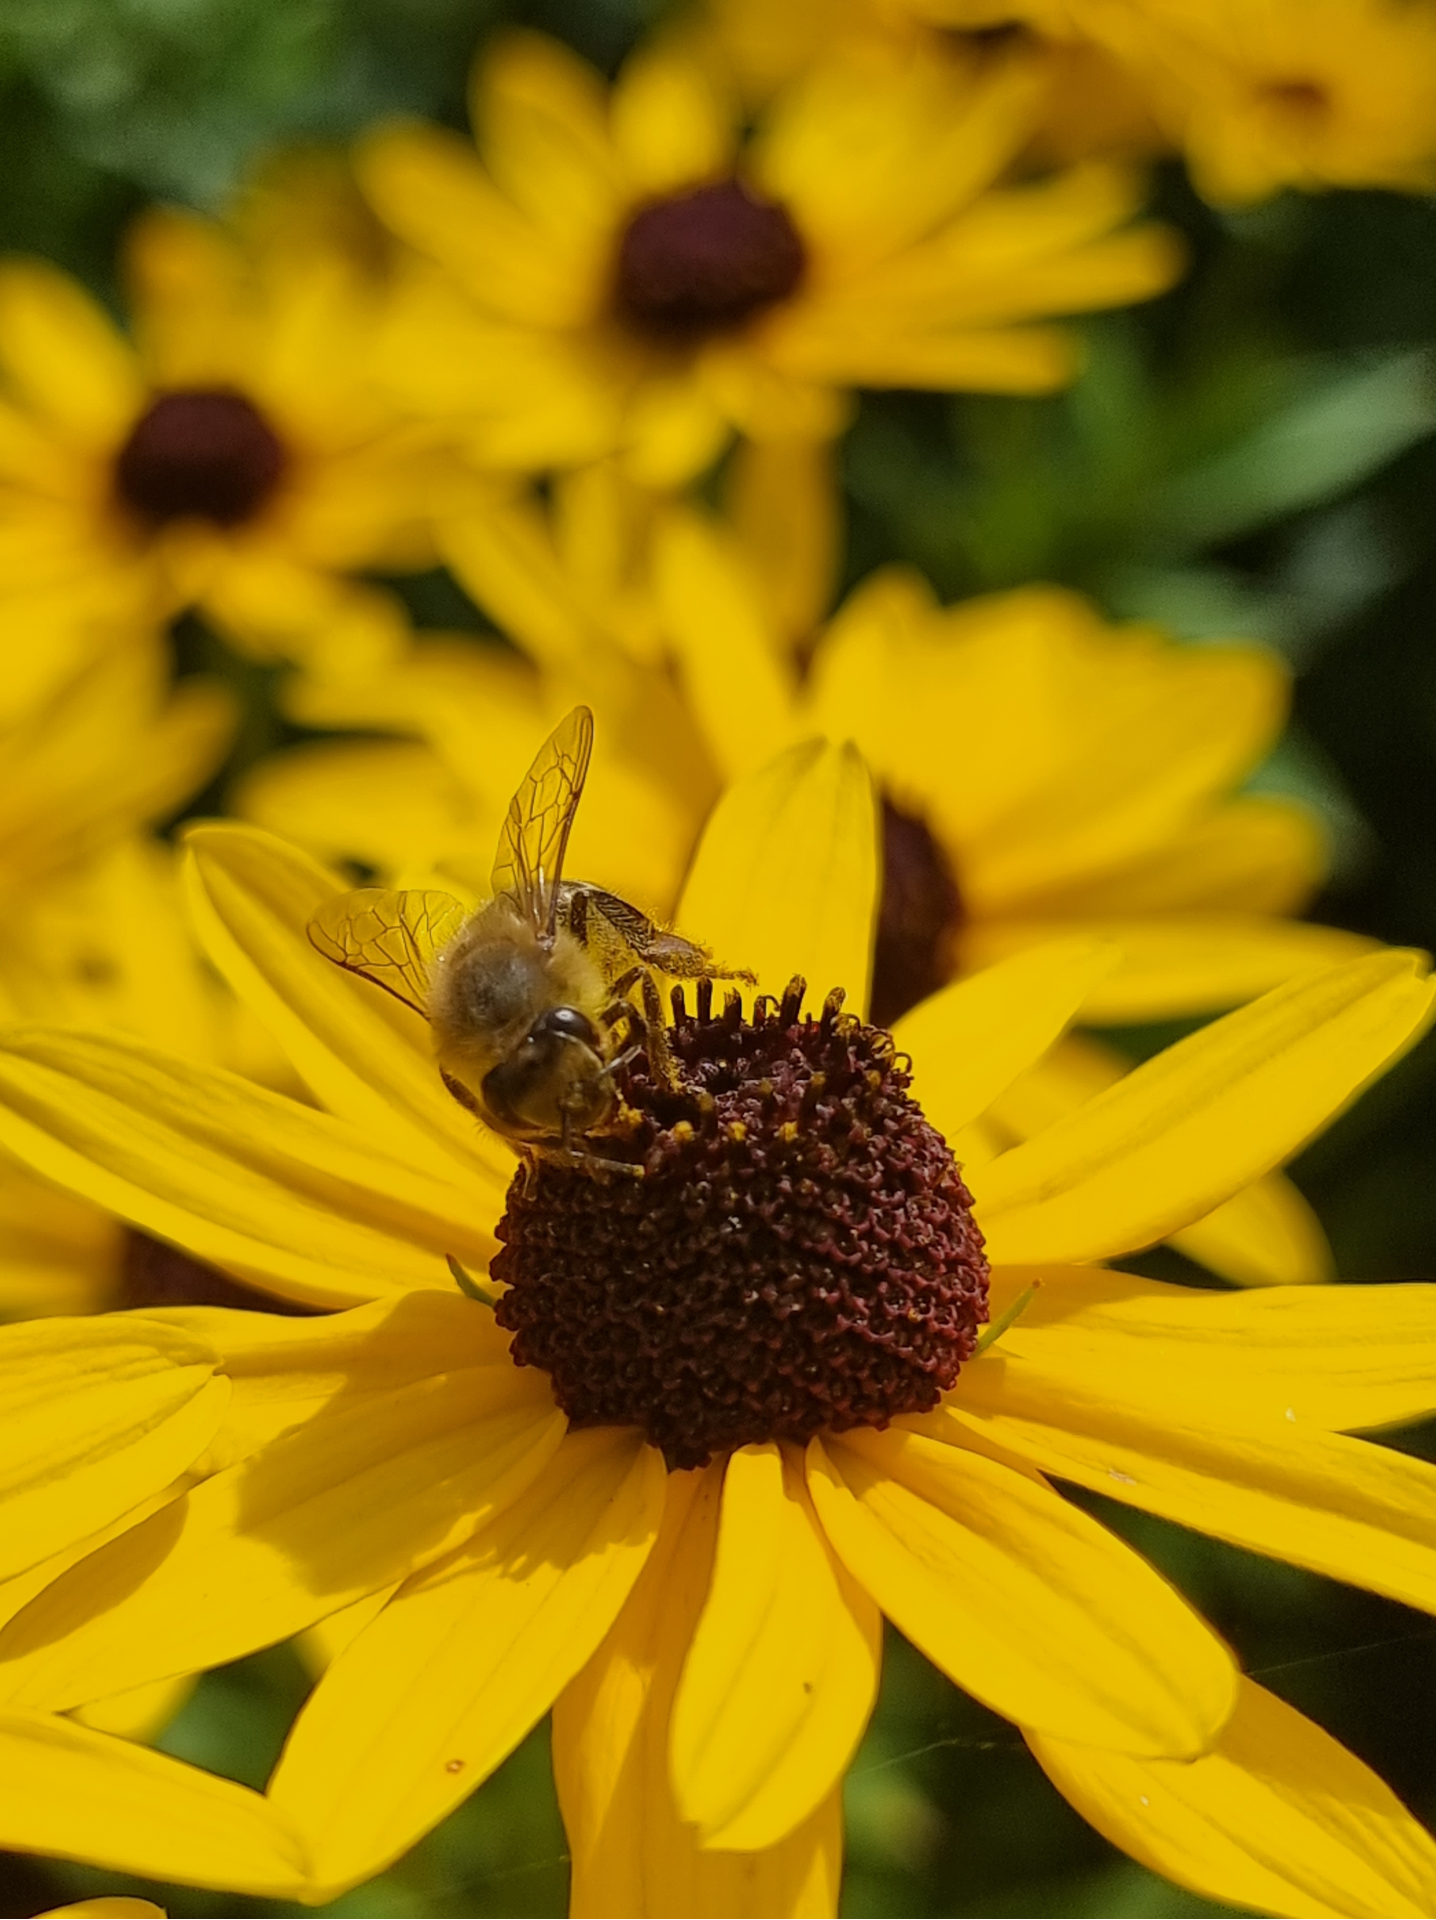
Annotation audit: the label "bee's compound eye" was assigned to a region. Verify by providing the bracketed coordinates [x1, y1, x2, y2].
[532, 1005, 600, 1047]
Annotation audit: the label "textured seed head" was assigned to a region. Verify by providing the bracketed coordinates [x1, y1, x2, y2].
[493, 979, 988, 1468]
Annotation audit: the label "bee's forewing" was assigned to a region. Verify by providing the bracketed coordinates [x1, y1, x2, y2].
[307, 887, 469, 1016]
[490, 705, 594, 939]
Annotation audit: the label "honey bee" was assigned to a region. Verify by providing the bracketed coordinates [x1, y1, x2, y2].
[308, 706, 748, 1171]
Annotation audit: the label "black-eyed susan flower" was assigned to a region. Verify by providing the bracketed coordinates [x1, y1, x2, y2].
[253, 453, 1367, 1286]
[0, 180, 452, 668]
[908, 0, 1436, 202]
[359, 27, 1182, 486]
[0, 738, 1431, 1914]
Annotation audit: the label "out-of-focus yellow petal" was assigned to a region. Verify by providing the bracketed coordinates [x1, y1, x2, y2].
[1029, 1679, 1436, 1920]
[1003, 796, 1324, 918]
[970, 1267, 1436, 1433]
[475, 32, 622, 253]
[0, 1029, 493, 1307]
[943, 1376, 1436, 1615]
[622, 372, 732, 491]
[181, 823, 509, 1191]
[0, 1364, 563, 1711]
[894, 941, 1118, 1143]
[0, 1705, 307, 1896]
[271, 1427, 662, 1897]
[71, 1672, 195, 1741]
[610, 40, 736, 194]
[988, 1036, 1332, 1288]
[678, 740, 878, 1012]
[39, 1900, 167, 1917]
[962, 913, 1378, 1021]
[0, 1317, 227, 1581]
[0, 264, 142, 446]
[724, 438, 838, 647]
[671, 1444, 879, 1850]
[358, 126, 585, 324]
[975, 952, 1436, 1265]
[651, 508, 796, 780]
[554, 1468, 844, 1918]
[1171, 1172, 1333, 1288]
[808, 1427, 1235, 1756]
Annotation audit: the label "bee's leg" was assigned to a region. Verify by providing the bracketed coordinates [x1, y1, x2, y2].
[440, 1068, 484, 1118]
[639, 968, 683, 1086]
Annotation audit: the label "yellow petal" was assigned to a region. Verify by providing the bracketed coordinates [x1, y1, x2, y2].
[38, 1901, 167, 1917]
[1029, 1678, 1436, 1920]
[0, 264, 142, 445]
[650, 507, 797, 781]
[962, 914, 1377, 1022]
[986, 1037, 1332, 1288]
[944, 1373, 1436, 1615]
[71, 1672, 195, 1741]
[160, 1289, 516, 1463]
[475, 32, 622, 252]
[358, 125, 585, 325]
[270, 1426, 665, 1898]
[974, 952, 1436, 1265]
[893, 941, 1118, 1142]
[808, 1426, 1236, 1756]
[1171, 1171, 1333, 1288]
[678, 739, 878, 1012]
[0, 1364, 563, 1711]
[0, 1028, 493, 1307]
[0, 1704, 307, 1896]
[0, 1317, 227, 1581]
[610, 39, 736, 194]
[724, 437, 839, 648]
[181, 823, 509, 1191]
[554, 1468, 844, 1919]
[971, 1267, 1436, 1432]
[992, 795, 1324, 918]
[671, 1444, 879, 1850]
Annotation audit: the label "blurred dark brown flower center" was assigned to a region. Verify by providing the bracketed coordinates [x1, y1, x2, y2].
[114, 387, 286, 527]
[870, 797, 965, 1028]
[1258, 78, 1332, 119]
[493, 978, 988, 1469]
[614, 178, 806, 342]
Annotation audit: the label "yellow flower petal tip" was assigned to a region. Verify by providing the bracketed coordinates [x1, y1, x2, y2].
[678, 735, 878, 1010]
[37, 1903, 167, 1918]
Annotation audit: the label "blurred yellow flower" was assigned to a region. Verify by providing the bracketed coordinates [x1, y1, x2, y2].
[359, 27, 1182, 486]
[0, 746, 1430, 1915]
[0, 635, 301, 1328]
[0, 182, 451, 669]
[705, 0, 1167, 168]
[251, 451, 1370, 1285]
[907, 0, 1436, 202]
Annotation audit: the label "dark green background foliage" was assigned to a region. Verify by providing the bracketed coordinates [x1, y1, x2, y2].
[4, 0, 1436, 1913]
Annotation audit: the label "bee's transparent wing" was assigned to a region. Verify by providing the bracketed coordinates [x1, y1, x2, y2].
[491, 705, 593, 939]
[307, 887, 468, 1016]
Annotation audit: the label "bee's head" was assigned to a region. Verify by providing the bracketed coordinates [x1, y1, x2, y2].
[478, 1005, 613, 1142]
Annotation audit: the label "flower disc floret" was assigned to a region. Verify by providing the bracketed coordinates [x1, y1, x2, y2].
[114, 388, 286, 526]
[613, 178, 807, 342]
[492, 978, 989, 1468]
